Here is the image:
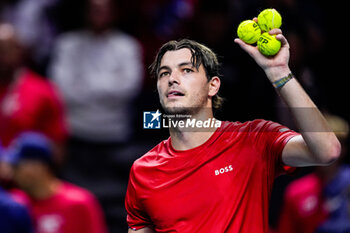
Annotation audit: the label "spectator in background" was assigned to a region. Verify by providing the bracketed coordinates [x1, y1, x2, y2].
[7, 132, 108, 233]
[0, 143, 33, 233]
[49, 0, 143, 143]
[0, 0, 60, 73]
[277, 113, 350, 233]
[48, 0, 143, 231]
[0, 23, 67, 165]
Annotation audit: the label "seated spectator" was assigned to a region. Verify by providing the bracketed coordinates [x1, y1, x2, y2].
[0, 23, 67, 164]
[48, 0, 143, 231]
[0, 143, 33, 233]
[277, 113, 350, 233]
[49, 0, 142, 143]
[7, 131, 108, 233]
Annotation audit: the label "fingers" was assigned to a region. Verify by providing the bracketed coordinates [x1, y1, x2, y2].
[234, 38, 266, 62]
[235, 22, 289, 53]
[252, 18, 288, 46]
[268, 28, 282, 35]
[276, 34, 289, 47]
[272, 31, 289, 48]
[268, 28, 289, 47]
[234, 38, 258, 56]
[235, 28, 288, 47]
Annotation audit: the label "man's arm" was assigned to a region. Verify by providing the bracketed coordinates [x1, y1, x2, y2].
[235, 27, 341, 167]
[128, 227, 154, 233]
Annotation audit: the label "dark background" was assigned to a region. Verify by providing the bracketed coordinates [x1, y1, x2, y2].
[2, 0, 349, 231]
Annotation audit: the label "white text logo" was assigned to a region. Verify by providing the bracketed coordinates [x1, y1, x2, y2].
[215, 165, 233, 176]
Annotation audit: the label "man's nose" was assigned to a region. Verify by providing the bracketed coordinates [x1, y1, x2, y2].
[168, 71, 180, 86]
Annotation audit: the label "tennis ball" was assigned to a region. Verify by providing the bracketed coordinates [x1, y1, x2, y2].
[257, 32, 281, 56]
[257, 8, 282, 32]
[237, 20, 261, 44]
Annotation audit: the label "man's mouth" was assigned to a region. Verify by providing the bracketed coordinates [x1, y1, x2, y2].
[167, 90, 185, 98]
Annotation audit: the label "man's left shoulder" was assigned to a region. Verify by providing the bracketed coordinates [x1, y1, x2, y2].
[21, 70, 56, 93]
[246, 119, 294, 133]
[59, 182, 97, 205]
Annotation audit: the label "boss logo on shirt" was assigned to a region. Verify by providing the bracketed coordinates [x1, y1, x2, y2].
[215, 165, 233, 176]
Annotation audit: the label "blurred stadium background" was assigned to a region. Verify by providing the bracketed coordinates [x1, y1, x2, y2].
[0, 0, 348, 232]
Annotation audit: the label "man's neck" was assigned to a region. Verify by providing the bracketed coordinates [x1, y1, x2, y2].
[0, 73, 15, 86]
[29, 177, 61, 200]
[88, 27, 112, 36]
[169, 109, 220, 151]
[0, 67, 24, 86]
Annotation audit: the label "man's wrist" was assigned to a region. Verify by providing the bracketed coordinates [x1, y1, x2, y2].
[264, 66, 291, 82]
[272, 72, 294, 89]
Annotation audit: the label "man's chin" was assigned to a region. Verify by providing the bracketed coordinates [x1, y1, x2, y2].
[162, 105, 201, 116]
[164, 106, 189, 115]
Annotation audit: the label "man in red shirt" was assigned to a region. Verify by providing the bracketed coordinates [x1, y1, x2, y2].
[8, 131, 108, 233]
[277, 172, 328, 233]
[0, 23, 67, 163]
[125, 27, 341, 232]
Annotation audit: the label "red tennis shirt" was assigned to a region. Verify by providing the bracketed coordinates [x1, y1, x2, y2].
[0, 69, 67, 147]
[125, 120, 299, 232]
[276, 174, 328, 233]
[12, 182, 108, 233]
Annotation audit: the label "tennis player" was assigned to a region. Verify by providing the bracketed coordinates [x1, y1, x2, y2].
[125, 29, 341, 232]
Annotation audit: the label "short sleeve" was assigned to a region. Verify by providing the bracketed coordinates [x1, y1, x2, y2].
[268, 121, 300, 175]
[249, 120, 300, 177]
[125, 165, 153, 231]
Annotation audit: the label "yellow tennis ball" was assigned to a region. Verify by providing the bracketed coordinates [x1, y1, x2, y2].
[237, 20, 261, 44]
[257, 32, 281, 56]
[257, 8, 282, 32]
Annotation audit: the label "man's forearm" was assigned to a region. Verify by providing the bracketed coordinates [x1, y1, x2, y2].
[271, 70, 341, 164]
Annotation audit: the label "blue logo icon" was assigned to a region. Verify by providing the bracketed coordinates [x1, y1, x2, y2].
[143, 110, 161, 129]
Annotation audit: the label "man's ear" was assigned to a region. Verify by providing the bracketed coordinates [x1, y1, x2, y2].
[208, 76, 221, 97]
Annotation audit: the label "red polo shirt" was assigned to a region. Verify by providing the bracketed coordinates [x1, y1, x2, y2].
[125, 120, 299, 233]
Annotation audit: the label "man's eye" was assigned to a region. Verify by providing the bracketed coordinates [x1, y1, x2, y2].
[159, 72, 170, 78]
[183, 68, 193, 73]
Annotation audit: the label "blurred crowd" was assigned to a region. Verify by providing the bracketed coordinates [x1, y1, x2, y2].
[0, 0, 348, 232]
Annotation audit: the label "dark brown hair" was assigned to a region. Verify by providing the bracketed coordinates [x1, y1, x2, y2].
[150, 39, 224, 112]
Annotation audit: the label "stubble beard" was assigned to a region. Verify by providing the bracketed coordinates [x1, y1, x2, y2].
[161, 94, 208, 119]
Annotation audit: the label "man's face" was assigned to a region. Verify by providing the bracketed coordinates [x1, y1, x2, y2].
[13, 160, 46, 192]
[87, 0, 115, 32]
[0, 37, 22, 76]
[157, 48, 212, 115]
